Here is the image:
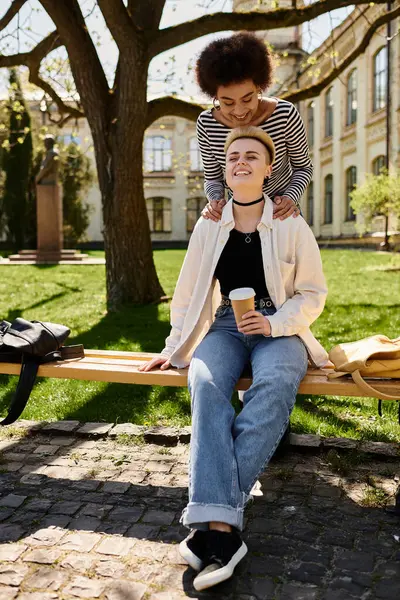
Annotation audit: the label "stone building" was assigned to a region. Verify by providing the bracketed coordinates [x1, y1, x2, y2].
[12, 2, 399, 245]
[292, 4, 400, 239]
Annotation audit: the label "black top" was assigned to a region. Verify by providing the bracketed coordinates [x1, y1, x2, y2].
[214, 228, 269, 299]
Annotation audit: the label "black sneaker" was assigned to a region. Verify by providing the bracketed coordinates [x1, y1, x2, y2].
[193, 529, 248, 591]
[179, 529, 208, 571]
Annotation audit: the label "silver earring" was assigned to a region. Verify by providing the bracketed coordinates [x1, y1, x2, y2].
[213, 98, 221, 111]
[258, 90, 263, 102]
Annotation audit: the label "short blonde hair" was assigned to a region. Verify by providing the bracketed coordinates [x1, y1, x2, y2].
[224, 126, 275, 165]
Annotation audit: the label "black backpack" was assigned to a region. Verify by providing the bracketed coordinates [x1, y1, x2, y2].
[0, 318, 83, 425]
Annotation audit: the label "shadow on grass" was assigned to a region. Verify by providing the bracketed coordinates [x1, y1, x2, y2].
[70, 303, 170, 353]
[294, 395, 398, 443]
[0, 388, 20, 420]
[0, 301, 186, 425]
[45, 303, 188, 425]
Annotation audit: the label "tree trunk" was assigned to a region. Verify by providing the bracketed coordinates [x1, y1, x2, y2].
[90, 52, 164, 310]
[104, 134, 164, 310]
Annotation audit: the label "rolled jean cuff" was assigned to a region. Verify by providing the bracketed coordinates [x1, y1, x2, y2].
[181, 502, 245, 531]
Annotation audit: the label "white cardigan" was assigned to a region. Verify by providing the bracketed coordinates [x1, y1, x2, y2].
[161, 195, 328, 368]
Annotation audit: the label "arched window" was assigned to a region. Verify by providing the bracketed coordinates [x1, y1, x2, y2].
[189, 137, 203, 172]
[346, 70, 357, 126]
[373, 47, 387, 112]
[324, 175, 333, 224]
[146, 197, 172, 232]
[325, 87, 333, 138]
[372, 155, 386, 175]
[144, 136, 172, 172]
[307, 102, 314, 147]
[186, 197, 206, 232]
[306, 181, 314, 226]
[345, 166, 357, 222]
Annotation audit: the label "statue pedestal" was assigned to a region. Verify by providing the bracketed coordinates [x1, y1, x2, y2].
[8, 183, 89, 263]
[36, 183, 63, 254]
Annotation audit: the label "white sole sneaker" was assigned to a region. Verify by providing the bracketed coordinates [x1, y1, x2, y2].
[179, 537, 203, 571]
[193, 540, 248, 591]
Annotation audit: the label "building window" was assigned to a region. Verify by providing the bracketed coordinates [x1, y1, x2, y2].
[307, 102, 314, 147]
[372, 155, 386, 175]
[186, 197, 206, 232]
[325, 87, 333, 138]
[324, 175, 333, 224]
[345, 166, 357, 222]
[306, 182, 314, 226]
[189, 137, 203, 172]
[373, 47, 387, 112]
[146, 197, 172, 232]
[144, 136, 172, 172]
[346, 69, 357, 126]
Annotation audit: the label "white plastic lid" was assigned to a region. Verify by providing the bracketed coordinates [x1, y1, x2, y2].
[228, 287, 256, 301]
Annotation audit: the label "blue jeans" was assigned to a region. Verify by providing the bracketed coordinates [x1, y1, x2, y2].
[181, 306, 308, 531]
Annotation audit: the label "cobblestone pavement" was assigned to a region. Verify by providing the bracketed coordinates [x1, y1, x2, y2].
[0, 424, 399, 599]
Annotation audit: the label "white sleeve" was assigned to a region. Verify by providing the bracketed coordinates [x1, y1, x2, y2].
[160, 219, 206, 357]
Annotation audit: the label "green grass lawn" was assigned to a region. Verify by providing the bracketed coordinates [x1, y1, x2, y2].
[0, 249, 399, 442]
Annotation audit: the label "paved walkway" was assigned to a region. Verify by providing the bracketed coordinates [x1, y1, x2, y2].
[0, 425, 399, 599]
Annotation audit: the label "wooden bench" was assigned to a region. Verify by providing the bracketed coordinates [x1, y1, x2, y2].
[0, 349, 399, 411]
[1, 348, 399, 512]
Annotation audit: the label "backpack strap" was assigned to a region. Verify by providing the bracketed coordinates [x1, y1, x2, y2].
[0, 354, 40, 426]
[0, 344, 84, 426]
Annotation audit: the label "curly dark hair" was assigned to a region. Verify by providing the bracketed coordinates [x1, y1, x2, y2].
[195, 32, 274, 98]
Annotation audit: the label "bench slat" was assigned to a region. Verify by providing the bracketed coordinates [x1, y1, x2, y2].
[0, 352, 399, 399]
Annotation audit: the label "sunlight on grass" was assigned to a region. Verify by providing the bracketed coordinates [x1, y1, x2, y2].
[0, 249, 399, 441]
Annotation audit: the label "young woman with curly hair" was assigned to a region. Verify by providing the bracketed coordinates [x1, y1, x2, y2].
[139, 127, 327, 590]
[196, 32, 313, 222]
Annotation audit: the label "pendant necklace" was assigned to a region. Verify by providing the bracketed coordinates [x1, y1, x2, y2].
[233, 196, 263, 242]
[235, 217, 260, 243]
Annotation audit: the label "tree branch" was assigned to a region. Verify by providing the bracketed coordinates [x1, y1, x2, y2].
[29, 29, 62, 63]
[0, 29, 63, 70]
[283, 4, 400, 104]
[0, 50, 30, 69]
[128, 0, 166, 32]
[28, 72, 84, 121]
[97, 0, 137, 48]
[0, 28, 84, 121]
[146, 96, 204, 128]
[39, 0, 110, 125]
[0, 0, 27, 32]
[149, 0, 391, 57]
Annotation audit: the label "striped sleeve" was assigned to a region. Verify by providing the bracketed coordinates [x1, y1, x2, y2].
[196, 115, 225, 202]
[283, 104, 313, 203]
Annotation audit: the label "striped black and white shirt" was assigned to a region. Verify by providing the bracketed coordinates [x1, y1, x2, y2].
[197, 98, 313, 207]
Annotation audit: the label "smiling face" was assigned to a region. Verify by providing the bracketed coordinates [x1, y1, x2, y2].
[216, 80, 260, 126]
[225, 137, 272, 193]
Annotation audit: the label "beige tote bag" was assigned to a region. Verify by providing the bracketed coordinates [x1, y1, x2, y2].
[328, 334, 400, 401]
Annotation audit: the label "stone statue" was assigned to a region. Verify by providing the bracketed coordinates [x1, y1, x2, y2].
[9, 133, 88, 262]
[35, 134, 63, 254]
[36, 134, 59, 185]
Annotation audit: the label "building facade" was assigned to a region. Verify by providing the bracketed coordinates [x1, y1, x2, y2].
[295, 4, 400, 238]
[17, 3, 399, 245]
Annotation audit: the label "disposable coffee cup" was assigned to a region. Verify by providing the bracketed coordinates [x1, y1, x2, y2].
[229, 287, 255, 328]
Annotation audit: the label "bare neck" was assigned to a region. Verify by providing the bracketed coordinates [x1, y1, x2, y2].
[232, 192, 265, 229]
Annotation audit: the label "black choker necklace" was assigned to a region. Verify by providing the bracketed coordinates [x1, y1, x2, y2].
[233, 196, 264, 206]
